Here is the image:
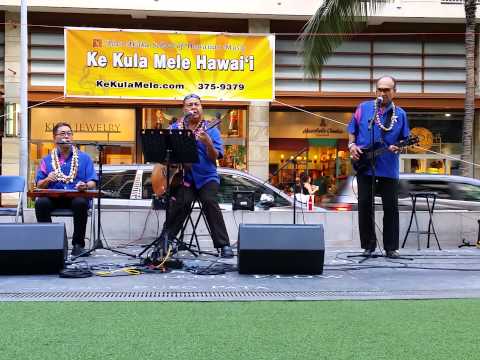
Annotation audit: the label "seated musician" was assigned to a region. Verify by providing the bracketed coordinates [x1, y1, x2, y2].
[157, 93, 234, 258]
[34, 122, 98, 257]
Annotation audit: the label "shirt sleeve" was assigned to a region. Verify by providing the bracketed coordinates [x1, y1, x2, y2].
[35, 159, 48, 183]
[84, 155, 98, 183]
[401, 111, 410, 139]
[347, 106, 361, 135]
[208, 128, 224, 159]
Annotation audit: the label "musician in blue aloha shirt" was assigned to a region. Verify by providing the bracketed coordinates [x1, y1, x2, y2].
[347, 76, 410, 259]
[35, 122, 97, 257]
[157, 94, 234, 259]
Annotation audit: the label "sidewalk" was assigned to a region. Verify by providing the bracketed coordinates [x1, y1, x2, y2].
[1, 245, 480, 302]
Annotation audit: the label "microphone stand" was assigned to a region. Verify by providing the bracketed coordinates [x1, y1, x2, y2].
[71, 142, 135, 260]
[348, 100, 381, 263]
[263, 147, 308, 224]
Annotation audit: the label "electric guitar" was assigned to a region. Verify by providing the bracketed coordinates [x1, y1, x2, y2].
[352, 135, 419, 174]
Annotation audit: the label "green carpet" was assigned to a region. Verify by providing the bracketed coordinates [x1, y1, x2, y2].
[0, 299, 479, 360]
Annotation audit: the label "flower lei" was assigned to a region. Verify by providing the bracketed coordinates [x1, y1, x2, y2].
[51, 145, 78, 183]
[374, 100, 398, 132]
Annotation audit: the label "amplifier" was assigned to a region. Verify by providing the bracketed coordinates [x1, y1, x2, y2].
[238, 223, 324, 274]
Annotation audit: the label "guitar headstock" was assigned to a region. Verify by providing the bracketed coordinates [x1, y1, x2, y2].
[398, 135, 420, 148]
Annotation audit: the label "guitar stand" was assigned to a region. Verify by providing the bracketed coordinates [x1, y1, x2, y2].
[458, 219, 480, 248]
[458, 239, 477, 248]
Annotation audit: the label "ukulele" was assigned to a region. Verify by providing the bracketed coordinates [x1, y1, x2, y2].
[151, 118, 222, 196]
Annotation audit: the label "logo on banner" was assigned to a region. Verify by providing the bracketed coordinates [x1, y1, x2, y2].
[92, 39, 102, 48]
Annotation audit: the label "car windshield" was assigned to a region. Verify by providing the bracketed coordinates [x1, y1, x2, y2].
[451, 183, 480, 201]
[101, 170, 136, 199]
[219, 174, 290, 207]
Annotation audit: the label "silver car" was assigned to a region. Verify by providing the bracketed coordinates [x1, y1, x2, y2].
[323, 173, 480, 211]
[98, 165, 324, 211]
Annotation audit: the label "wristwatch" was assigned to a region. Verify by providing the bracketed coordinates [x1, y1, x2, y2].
[348, 142, 356, 150]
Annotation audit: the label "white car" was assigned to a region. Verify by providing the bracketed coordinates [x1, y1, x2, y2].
[98, 165, 325, 211]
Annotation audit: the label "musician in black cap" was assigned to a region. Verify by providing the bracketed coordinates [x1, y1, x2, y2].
[159, 94, 234, 258]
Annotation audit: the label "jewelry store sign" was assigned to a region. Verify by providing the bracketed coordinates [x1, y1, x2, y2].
[30, 107, 135, 142]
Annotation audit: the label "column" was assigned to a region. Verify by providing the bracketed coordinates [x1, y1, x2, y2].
[247, 19, 270, 181]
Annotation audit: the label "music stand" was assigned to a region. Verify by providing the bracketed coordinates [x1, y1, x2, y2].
[138, 128, 199, 261]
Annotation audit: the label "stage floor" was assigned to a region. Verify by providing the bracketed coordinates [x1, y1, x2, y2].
[1, 245, 480, 302]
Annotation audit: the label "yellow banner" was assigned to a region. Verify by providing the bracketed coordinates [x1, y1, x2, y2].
[65, 28, 275, 101]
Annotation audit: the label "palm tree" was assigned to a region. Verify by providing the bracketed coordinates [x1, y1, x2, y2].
[300, 0, 477, 177]
[463, 0, 476, 178]
[300, 0, 389, 77]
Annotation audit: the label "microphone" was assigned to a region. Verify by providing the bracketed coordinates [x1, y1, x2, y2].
[73, 141, 102, 146]
[183, 111, 194, 121]
[55, 139, 72, 145]
[376, 96, 383, 105]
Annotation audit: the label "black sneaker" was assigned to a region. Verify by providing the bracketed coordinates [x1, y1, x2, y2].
[362, 249, 375, 256]
[71, 245, 90, 257]
[220, 245, 234, 259]
[386, 250, 400, 259]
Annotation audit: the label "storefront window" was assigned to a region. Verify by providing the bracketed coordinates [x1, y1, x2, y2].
[402, 112, 463, 175]
[269, 111, 350, 197]
[29, 107, 136, 187]
[142, 107, 247, 170]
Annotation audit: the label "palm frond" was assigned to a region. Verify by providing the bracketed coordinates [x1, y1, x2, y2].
[299, 0, 392, 77]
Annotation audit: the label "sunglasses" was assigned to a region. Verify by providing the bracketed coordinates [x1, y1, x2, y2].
[56, 131, 73, 137]
[183, 94, 201, 101]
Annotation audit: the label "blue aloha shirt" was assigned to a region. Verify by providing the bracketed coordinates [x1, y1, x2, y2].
[347, 100, 410, 179]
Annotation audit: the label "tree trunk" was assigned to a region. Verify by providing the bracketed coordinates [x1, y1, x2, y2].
[462, 0, 477, 178]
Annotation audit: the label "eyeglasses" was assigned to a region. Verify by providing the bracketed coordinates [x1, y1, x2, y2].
[183, 93, 201, 102]
[56, 131, 73, 137]
[377, 88, 394, 92]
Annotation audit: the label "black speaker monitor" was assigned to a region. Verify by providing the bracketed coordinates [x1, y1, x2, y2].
[238, 224, 325, 274]
[0, 223, 67, 274]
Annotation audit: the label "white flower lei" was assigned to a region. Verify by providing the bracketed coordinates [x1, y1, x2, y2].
[374, 100, 398, 132]
[51, 145, 78, 183]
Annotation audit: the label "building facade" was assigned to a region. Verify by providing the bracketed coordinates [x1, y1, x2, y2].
[0, 1, 478, 198]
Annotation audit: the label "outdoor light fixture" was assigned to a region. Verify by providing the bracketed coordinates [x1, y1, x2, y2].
[4, 102, 18, 137]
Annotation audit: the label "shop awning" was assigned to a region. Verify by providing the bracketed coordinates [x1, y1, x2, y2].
[307, 138, 337, 147]
[270, 138, 308, 151]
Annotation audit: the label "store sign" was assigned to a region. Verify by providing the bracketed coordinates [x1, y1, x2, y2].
[270, 112, 349, 139]
[64, 27, 274, 101]
[302, 117, 346, 137]
[30, 108, 135, 142]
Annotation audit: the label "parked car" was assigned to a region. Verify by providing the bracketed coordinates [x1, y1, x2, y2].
[322, 173, 480, 211]
[98, 165, 325, 211]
